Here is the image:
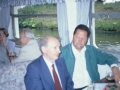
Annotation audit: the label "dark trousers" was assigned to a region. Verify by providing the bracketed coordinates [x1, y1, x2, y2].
[75, 86, 87, 90]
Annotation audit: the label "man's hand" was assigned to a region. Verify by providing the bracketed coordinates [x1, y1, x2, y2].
[9, 56, 17, 61]
[112, 66, 120, 83]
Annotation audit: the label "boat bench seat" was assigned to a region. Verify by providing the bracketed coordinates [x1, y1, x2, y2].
[0, 60, 33, 90]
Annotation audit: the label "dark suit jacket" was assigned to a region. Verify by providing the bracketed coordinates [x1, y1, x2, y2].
[24, 55, 74, 90]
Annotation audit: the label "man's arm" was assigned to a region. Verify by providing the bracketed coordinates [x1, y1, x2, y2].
[112, 66, 120, 83]
[24, 63, 43, 90]
[92, 46, 120, 83]
[10, 47, 26, 63]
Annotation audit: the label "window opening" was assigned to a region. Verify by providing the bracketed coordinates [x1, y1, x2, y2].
[13, 3, 59, 39]
[94, 1, 120, 51]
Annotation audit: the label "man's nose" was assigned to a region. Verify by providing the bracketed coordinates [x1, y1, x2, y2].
[58, 49, 61, 53]
[78, 38, 82, 42]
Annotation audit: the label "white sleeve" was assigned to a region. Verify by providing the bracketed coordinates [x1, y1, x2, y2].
[11, 46, 28, 63]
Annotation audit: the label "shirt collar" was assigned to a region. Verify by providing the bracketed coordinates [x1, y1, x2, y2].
[72, 43, 86, 55]
[43, 55, 54, 67]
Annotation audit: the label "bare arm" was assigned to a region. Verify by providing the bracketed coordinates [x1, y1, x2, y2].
[112, 66, 120, 83]
[9, 56, 17, 61]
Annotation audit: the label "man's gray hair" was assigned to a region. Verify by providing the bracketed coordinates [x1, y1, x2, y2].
[22, 28, 34, 39]
[38, 36, 55, 53]
[38, 37, 48, 53]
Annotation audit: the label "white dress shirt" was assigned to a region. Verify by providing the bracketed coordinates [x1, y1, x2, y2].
[72, 43, 91, 89]
[43, 56, 62, 88]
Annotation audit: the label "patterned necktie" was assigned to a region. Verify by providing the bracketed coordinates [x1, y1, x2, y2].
[52, 64, 62, 90]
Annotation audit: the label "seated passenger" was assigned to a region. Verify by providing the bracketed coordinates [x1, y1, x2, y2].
[10, 28, 41, 63]
[60, 24, 120, 90]
[0, 45, 10, 66]
[0, 28, 15, 56]
[24, 36, 74, 90]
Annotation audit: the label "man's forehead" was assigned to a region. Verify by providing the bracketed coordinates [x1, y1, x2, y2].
[47, 40, 60, 46]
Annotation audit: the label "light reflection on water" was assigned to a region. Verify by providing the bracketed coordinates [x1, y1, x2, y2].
[95, 32, 120, 51]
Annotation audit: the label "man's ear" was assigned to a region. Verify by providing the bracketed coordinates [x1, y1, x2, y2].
[41, 46, 46, 54]
[25, 37, 30, 44]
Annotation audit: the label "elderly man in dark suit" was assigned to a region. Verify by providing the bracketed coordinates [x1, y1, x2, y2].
[24, 36, 74, 90]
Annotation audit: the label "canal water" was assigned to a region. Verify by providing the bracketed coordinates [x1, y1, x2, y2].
[96, 32, 120, 51]
[31, 29, 120, 52]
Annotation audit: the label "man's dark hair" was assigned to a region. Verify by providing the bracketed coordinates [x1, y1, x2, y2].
[73, 24, 91, 38]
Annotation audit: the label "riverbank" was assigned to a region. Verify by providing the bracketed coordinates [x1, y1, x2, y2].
[18, 2, 120, 31]
[96, 30, 120, 34]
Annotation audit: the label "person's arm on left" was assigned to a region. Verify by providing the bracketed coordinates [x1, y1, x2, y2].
[2, 38, 12, 56]
[10, 46, 26, 63]
[6, 39, 16, 56]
